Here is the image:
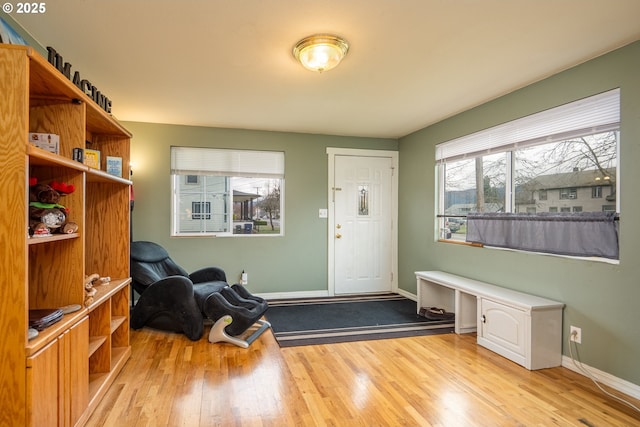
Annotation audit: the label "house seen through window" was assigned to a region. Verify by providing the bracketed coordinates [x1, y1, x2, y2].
[436, 89, 620, 255]
[171, 147, 284, 236]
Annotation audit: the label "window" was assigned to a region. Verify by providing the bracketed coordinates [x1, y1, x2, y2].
[592, 186, 602, 198]
[191, 201, 211, 220]
[436, 89, 620, 258]
[171, 147, 284, 236]
[559, 188, 578, 200]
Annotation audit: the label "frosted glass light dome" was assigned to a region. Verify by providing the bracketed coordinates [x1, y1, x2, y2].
[293, 34, 349, 73]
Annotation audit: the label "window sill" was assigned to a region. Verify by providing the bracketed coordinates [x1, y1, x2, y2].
[437, 239, 483, 247]
[438, 239, 619, 264]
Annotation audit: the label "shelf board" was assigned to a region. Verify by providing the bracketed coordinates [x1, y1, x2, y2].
[87, 278, 132, 311]
[86, 167, 132, 185]
[88, 372, 108, 403]
[28, 144, 87, 171]
[87, 346, 131, 410]
[26, 309, 87, 356]
[88, 335, 107, 358]
[28, 144, 132, 186]
[110, 316, 127, 334]
[28, 232, 79, 245]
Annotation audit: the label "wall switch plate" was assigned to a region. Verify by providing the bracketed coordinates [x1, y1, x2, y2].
[319, 209, 328, 218]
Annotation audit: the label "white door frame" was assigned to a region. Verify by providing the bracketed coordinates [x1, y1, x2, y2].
[326, 147, 399, 296]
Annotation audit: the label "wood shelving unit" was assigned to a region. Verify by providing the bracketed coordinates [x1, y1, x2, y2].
[0, 43, 132, 427]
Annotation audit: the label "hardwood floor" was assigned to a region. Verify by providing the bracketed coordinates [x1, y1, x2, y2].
[86, 326, 640, 426]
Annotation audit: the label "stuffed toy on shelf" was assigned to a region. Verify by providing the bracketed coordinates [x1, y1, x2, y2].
[84, 273, 111, 306]
[28, 177, 79, 237]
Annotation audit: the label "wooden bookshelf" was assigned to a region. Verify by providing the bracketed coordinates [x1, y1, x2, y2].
[0, 43, 132, 427]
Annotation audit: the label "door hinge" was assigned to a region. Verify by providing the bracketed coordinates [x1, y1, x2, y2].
[390, 272, 394, 282]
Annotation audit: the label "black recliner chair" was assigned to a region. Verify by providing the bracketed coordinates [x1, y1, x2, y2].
[130, 241, 270, 347]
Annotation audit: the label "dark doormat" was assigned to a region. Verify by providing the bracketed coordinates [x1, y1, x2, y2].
[265, 294, 454, 347]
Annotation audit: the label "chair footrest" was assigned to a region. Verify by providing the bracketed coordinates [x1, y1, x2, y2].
[208, 315, 271, 348]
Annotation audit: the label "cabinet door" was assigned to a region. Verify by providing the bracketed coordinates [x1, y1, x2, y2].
[67, 317, 89, 426]
[27, 339, 60, 427]
[480, 299, 526, 357]
[26, 317, 89, 427]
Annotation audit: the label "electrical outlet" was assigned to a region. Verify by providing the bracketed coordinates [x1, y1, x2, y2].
[570, 325, 582, 344]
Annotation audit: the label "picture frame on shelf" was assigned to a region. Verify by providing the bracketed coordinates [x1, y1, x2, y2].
[106, 156, 123, 177]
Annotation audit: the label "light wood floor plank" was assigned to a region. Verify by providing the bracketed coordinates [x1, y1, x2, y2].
[85, 327, 640, 426]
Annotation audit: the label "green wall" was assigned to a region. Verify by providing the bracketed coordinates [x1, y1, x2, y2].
[124, 121, 397, 294]
[397, 41, 640, 385]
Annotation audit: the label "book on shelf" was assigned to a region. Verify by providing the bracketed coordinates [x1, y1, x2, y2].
[84, 149, 101, 169]
[106, 156, 123, 177]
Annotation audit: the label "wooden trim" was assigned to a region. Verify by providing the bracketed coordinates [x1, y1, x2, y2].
[438, 239, 483, 247]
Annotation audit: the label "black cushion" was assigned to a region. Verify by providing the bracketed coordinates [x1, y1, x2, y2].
[131, 241, 171, 263]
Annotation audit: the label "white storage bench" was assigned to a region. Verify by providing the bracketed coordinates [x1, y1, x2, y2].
[415, 271, 565, 370]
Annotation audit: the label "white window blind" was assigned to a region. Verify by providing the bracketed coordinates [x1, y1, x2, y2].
[436, 88, 620, 162]
[171, 147, 285, 178]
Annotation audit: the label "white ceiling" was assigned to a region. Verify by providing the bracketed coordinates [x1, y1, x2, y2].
[13, 0, 640, 139]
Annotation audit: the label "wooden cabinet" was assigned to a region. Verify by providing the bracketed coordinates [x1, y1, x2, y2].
[27, 316, 89, 427]
[0, 43, 132, 426]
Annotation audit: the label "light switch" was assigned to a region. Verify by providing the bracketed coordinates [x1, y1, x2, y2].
[319, 209, 328, 218]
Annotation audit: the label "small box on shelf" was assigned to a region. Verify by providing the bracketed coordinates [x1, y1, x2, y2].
[29, 133, 59, 154]
[73, 148, 84, 163]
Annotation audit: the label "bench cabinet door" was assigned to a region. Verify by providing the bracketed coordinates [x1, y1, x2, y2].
[479, 298, 527, 358]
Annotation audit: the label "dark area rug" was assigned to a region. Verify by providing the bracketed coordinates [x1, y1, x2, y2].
[265, 294, 454, 347]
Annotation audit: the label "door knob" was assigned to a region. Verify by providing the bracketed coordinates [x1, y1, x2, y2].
[336, 224, 342, 229]
[336, 233, 342, 239]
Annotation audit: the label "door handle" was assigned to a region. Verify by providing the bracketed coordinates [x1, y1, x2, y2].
[336, 233, 342, 239]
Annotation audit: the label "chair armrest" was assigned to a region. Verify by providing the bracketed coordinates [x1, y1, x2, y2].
[190, 267, 227, 284]
[143, 275, 194, 290]
[131, 275, 203, 341]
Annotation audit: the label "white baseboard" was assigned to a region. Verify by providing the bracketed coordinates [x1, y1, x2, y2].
[256, 289, 418, 301]
[396, 289, 417, 301]
[562, 355, 640, 400]
[255, 290, 330, 300]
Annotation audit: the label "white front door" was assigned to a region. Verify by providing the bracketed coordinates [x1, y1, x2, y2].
[331, 153, 395, 295]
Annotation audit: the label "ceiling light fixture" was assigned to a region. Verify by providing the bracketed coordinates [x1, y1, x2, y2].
[293, 34, 349, 73]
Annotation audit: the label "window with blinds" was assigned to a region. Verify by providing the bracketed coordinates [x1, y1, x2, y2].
[171, 147, 284, 236]
[436, 88, 620, 260]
